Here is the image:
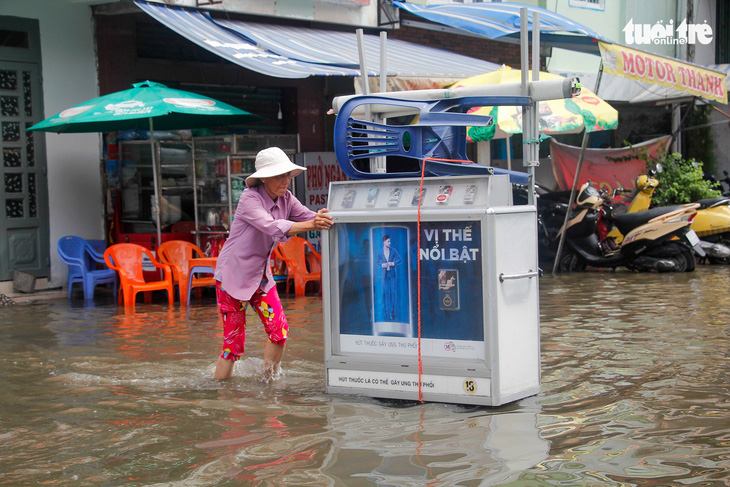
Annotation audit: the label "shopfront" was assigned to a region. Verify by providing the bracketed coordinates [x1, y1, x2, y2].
[92, 1, 515, 253]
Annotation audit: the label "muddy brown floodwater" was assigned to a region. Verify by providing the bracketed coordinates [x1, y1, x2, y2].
[1, 266, 729, 486]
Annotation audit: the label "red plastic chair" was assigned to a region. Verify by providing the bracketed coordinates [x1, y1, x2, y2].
[103, 243, 174, 307]
[276, 236, 321, 296]
[270, 247, 288, 287]
[158, 240, 216, 306]
[305, 251, 323, 297]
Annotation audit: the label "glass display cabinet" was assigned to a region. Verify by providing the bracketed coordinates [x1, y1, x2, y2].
[113, 135, 298, 253]
[191, 134, 299, 250]
[117, 140, 195, 244]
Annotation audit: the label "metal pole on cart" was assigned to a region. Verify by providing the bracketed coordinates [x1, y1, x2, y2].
[356, 29, 389, 174]
[356, 29, 383, 175]
[377, 31, 388, 173]
[520, 8, 540, 206]
[356, 29, 370, 110]
[531, 12, 540, 204]
[380, 31, 388, 94]
[551, 62, 605, 276]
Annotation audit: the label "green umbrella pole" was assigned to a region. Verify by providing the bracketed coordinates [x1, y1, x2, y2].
[148, 117, 162, 249]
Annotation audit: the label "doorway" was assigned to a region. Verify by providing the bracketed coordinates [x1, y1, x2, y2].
[0, 17, 50, 280]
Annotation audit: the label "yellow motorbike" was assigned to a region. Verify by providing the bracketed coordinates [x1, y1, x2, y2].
[606, 169, 730, 264]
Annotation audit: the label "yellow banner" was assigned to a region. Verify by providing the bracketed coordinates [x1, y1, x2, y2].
[599, 41, 727, 104]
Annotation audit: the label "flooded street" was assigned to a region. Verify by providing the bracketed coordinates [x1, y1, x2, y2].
[1, 266, 730, 486]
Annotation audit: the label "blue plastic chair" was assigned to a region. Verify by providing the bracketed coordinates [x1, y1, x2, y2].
[86, 239, 107, 254]
[85, 239, 107, 272]
[57, 236, 117, 301]
[333, 94, 531, 184]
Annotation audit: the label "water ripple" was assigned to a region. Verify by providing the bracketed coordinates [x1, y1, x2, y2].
[2, 269, 730, 485]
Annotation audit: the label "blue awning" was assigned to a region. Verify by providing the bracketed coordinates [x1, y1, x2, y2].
[392, 0, 612, 54]
[135, 0, 503, 80]
[214, 19, 503, 79]
[135, 1, 357, 78]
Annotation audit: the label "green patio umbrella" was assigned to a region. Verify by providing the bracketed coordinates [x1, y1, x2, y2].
[29, 81, 261, 245]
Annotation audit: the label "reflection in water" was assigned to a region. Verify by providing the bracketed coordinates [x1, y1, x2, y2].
[1, 267, 729, 485]
[537, 269, 730, 486]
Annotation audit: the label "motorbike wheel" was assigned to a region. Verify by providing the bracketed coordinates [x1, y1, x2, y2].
[707, 238, 730, 265]
[672, 254, 688, 272]
[557, 251, 586, 273]
[676, 246, 696, 272]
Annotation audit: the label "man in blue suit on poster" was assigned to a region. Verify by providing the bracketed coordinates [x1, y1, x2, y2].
[377, 235, 402, 321]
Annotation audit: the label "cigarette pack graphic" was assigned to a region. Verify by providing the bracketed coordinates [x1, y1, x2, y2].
[411, 187, 426, 206]
[438, 269, 459, 310]
[366, 187, 379, 207]
[436, 185, 453, 205]
[464, 184, 477, 204]
[387, 187, 402, 207]
[342, 189, 356, 208]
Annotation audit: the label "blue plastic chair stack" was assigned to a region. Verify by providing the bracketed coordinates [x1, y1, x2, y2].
[57, 236, 117, 301]
[333, 94, 531, 184]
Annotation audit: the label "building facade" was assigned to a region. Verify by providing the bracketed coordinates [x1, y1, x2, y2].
[0, 0, 521, 291]
[4, 0, 727, 292]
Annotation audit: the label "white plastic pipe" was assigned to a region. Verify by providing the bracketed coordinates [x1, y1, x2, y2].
[331, 78, 578, 116]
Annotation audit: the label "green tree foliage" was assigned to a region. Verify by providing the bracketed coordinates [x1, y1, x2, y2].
[642, 150, 720, 207]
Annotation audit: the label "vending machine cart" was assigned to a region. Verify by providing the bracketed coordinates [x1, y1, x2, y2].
[321, 174, 540, 406]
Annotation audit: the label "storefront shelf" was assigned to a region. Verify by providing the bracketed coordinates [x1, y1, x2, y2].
[191, 134, 299, 248]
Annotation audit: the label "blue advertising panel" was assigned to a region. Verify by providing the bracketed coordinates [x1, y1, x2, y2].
[336, 220, 484, 359]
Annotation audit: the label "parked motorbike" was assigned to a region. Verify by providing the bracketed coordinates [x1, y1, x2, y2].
[539, 181, 701, 273]
[606, 168, 730, 264]
[707, 169, 730, 196]
[722, 170, 730, 196]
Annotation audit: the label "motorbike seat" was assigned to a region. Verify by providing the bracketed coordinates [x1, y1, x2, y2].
[537, 190, 572, 204]
[695, 197, 730, 209]
[613, 205, 684, 235]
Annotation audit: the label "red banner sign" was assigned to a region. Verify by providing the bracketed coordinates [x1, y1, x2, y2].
[550, 136, 671, 194]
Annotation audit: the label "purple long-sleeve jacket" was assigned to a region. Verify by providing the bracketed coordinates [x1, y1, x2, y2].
[215, 184, 315, 301]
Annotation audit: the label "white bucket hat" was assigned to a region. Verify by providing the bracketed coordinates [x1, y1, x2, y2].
[245, 147, 306, 187]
